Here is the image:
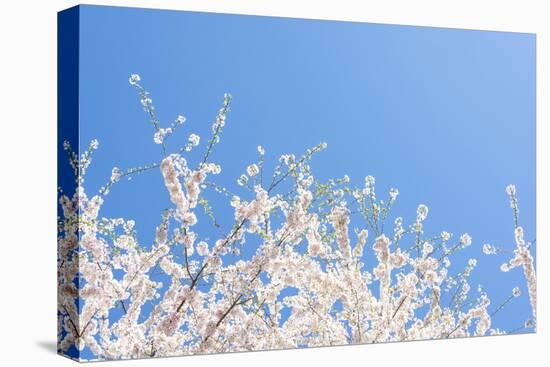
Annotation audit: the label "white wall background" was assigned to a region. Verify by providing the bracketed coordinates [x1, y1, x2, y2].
[0, 1, 547, 366]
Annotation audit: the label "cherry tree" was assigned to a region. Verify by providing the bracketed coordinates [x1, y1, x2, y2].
[57, 74, 536, 361]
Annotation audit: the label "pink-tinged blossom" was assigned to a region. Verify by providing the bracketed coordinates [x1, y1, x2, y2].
[328, 205, 351, 258]
[160, 155, 189, 220]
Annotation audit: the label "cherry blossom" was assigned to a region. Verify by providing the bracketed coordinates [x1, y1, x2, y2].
[57, 74, 536, 361]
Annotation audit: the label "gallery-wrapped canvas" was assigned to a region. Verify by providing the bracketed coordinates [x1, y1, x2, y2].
[57, 5, 536, 362]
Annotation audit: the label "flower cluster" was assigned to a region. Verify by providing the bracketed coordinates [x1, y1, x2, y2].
[57, 75, 536, 361]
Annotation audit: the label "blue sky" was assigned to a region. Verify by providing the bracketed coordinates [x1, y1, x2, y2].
[73, 5, 535, 354]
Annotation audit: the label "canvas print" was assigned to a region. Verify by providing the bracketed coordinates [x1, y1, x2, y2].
[57, 5, 536, 362]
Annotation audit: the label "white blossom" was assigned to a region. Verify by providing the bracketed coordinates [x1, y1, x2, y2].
[128, 73, 141, 85]
[482, 243, 496, 255]
[175, 115, 186, 125]
[237, 174, 248, 186]
[460, 233, 472, 247]
[110, 167, 122, 183]
[441, 231, 451, 241]
[90, 139, 99, 150]
[154, 128, 172, 144]
[197, 241, 209, 256]
[246, 163, 260, 177]
[416, 204, 429, 221]
[188, 133, 200, 146]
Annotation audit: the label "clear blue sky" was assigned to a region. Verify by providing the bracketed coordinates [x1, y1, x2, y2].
[74, 5, 535, 354]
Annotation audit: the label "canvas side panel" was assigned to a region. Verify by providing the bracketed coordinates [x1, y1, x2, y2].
[57, 6, 81, 361]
